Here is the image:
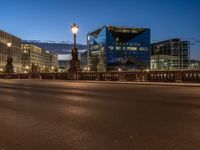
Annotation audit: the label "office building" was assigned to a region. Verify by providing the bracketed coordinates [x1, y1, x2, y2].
[151, 39, 190, 70]
[80, 51, 89, 71]
[21, 44, 58, 72]
[58, 54, 71, 72]
[87, 25, 151, 71]
[189, 60, 200, 70]
[50, 54, 59, 72]
[0, 30, 22, 72]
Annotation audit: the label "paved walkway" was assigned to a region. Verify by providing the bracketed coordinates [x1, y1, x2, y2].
[71, 80, 200, 87]
[1, 79, 200, 87]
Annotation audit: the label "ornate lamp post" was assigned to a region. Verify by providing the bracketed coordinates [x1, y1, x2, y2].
[68, 23, 82, 74]
[5, 42, 14, 74]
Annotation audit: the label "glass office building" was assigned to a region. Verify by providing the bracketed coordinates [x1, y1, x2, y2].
[151, 39, 190, 70]
[87, 25, 151, 71]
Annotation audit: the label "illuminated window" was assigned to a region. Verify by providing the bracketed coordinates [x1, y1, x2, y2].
[116, 46, 121, 50]
[123, 47, 126, 50]
[91, 45, 100, 50]
[139, 47, 148, 51]
[108, 46, 114, 50]
[127, 47, 137, 51]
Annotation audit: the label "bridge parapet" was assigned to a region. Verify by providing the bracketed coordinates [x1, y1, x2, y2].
[0, 70, 200, 83]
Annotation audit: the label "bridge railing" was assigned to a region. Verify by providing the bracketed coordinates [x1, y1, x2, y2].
[182, 71, 200, 82]
[0, 70, 200, 83]
[148, 71, 176, 82]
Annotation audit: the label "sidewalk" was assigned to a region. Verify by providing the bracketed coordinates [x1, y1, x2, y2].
[1, 79, 200, 87]
[77, 80, 200, 87]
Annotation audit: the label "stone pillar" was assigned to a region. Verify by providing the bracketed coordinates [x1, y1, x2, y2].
[53, 73, 56, 80]
[118, 72, 126, 81]
[67, 72, 82, 80]
[96, 73, 101, 81]
[142, 72, 149, 82]
[18, 74, 21, 79]
[175, 71, 182, 83]
[28, 73, 31, 79]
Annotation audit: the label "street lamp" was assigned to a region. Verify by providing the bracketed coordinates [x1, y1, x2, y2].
[118, 68, 122, 72]
[68, 23, 82, 74]
[71, 23, 79, 49]
[7, 42, 12, 48]
[5, 42, 14, 74]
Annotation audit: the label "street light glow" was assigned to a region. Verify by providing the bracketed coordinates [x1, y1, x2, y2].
[71, 23, 79, 34]
[7, 42, 12, 48]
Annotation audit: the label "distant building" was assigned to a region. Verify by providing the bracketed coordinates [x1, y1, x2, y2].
[0, 30, 22, 72]
[58, 51, 85, 72]
[80, 51, 88, 71]
[50, 54, 59, 72]
[151, 39, 190, 70]
[21, 44, 57, 72]
[22, 40, 87, 54]
[87, 25, 151, 71]
[58, 54, 71, 72]
[189, 60, 200, 70]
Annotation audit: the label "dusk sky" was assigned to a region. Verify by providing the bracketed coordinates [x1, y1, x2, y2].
[0, 0, 200, 59]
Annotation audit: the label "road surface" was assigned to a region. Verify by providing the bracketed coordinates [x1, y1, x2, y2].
[0, 80, 200, 150]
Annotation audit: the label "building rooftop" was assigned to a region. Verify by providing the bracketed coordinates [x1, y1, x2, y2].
[0, 29, 21, 40]
[151, 38, 189, 45]
[89, 25, 150, 36]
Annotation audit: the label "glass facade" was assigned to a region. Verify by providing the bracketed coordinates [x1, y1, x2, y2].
[151, 39, 190, 70]
[87, 25, 151, 71]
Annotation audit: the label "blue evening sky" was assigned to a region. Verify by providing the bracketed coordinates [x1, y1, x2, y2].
[0, 0, 200, 59]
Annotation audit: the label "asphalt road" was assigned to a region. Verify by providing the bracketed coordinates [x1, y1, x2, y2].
[0, 80, 200, 150]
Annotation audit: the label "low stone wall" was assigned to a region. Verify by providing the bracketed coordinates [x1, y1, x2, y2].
[0, 70, 200, 83]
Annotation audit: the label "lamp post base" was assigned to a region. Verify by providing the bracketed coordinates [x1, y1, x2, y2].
[5, 56, 14, 74]
[68, 47, 82, 80]
[68, 59, 82, 73]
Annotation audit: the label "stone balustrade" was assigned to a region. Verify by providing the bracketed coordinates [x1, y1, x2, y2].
[0, 70, 200, 83]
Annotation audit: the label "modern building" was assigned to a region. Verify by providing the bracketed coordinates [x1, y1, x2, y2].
[189, 60, 200, 70]
[0, 30, 22, 72]
[21, 44, 58, 72]
[50, 54, 59, 72]
[151, 39, 190, 70]
[87, 25, 151, 71]
[58, 54, 71, 72]
[80, 50, 89, 71]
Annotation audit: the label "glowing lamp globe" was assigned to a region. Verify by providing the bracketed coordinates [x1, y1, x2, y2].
[71, 23, 79, 34]
[7, 42, 12, 48]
